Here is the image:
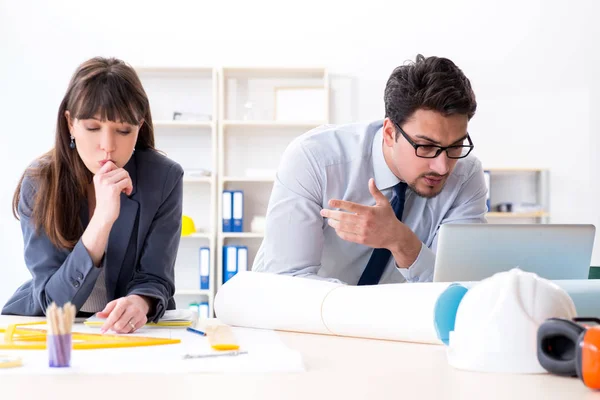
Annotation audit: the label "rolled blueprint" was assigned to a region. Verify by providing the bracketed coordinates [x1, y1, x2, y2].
[214, 272, 461, 344]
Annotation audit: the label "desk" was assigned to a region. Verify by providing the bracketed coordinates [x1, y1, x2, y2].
[0, 316, 591, 400]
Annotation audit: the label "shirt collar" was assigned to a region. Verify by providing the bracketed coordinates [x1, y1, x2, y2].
[372, 125, 400, 190]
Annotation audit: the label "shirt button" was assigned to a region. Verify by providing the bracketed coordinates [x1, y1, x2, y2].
[77, 273, 84, 280]
[73, 280, 80, 288]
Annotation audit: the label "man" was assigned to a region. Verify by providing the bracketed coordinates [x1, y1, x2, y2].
[253, 54, 487, 284]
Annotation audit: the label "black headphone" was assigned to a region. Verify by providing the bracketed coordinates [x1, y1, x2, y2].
[537, 317, 600, 389]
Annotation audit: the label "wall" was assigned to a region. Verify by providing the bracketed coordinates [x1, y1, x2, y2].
[1, 0, 599, 305]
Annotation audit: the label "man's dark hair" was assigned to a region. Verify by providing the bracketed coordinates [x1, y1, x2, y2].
[384, 54, 476, 139]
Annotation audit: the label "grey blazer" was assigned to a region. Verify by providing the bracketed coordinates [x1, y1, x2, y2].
[2, 149, 183, 322]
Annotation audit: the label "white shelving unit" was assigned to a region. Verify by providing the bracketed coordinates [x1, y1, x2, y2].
[135, 66, 218, 316]
[484, 168, 550, 224]
[134, 65, 329, 315]
[216, 66, 329, 290]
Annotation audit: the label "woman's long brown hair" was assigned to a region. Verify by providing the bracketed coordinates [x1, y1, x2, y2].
[12, 57, 156, 249]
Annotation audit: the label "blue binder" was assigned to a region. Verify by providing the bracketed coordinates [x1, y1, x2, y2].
[222, 191, 233, 232]
[232, 191, 244, 232]
[237, 246, 248, 273]
[223, 245, 238, 283]
[199, 247, 210, 290]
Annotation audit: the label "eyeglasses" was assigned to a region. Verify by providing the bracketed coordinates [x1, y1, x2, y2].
[393, 121, 474, 159]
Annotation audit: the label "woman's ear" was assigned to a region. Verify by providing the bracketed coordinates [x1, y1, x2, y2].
[64, 111, 73, 134]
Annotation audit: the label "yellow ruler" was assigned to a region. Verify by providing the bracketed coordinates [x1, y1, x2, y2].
[0, 322, 180, 350]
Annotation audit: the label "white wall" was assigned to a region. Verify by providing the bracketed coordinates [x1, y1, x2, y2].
[1, 0, 599, 305]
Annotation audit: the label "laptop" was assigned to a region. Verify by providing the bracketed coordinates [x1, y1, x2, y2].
[433, 224, 596, 282]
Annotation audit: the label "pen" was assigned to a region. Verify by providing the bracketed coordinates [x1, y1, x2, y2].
[183, 351, 248, 359]
[186, 327, 206, 336]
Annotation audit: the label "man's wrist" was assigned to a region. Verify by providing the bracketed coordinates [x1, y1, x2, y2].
[389, 224, 422, 268]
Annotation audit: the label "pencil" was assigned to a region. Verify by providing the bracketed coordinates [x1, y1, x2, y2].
[186, 327, 206, 336]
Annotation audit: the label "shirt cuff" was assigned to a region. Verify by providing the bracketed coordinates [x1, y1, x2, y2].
[397, 242, 435, 282]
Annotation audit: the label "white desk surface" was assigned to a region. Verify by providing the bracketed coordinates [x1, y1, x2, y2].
[0, 316, 592, 400]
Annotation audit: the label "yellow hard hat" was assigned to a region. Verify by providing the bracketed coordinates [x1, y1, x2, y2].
[181, 215, 196, 236]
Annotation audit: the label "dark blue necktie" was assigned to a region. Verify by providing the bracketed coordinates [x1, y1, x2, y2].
[357, 181, 408, 286]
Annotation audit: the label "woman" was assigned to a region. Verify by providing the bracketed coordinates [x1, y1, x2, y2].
[2, 57, 183, 334]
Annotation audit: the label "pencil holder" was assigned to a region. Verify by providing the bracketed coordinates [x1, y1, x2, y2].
[47, 333, 72, 368]
[45, 302, 76, 368]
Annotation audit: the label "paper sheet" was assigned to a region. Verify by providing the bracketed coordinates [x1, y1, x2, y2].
[84, 309, 195, 328]
[215, 272, 458, 344]
[0, 325, 304, 374]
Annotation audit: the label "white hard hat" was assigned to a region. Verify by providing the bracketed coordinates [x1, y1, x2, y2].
[446, 268, 577, 373]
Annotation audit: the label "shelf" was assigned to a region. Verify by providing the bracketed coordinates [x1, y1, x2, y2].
[222, 176, 275, 183]
[221, 232, 265, 239]
[484, 168, 548, 172]
[222, 67, 326, 79]
[154, 120, 213, 128]
[174, 289, 211, 296]
[486, 212, 549, 218]
[222, 120, 325, 128]
[181, 232, 213, 239]
[135, 67, 213, 77]
[183, 176, 212, 183]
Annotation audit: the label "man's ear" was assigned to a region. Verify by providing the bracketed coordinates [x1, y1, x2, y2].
[64, 111, 73, 133]
[382, 118, 397, 148]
